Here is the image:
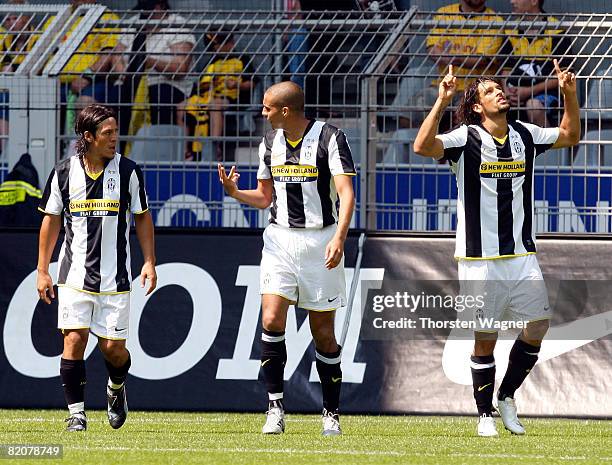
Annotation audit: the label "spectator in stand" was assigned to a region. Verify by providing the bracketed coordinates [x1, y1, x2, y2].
[390, 0, 504, 130]
[117, 0, 195, 130]
[178, 31, 256, 161]
[502, 0, 570, 127]
[176, 88, 212, 161]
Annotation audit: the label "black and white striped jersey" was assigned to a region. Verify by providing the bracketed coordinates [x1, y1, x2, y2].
[39, 154, 148, 294]
[438, 121, 559, 259]
[257, 120, 356, 229]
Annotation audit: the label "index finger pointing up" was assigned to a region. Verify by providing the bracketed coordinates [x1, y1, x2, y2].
[449, 64, 454, 76]
[553, 58, 562, 74]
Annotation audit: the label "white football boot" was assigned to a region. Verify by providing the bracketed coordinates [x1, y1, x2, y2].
[496, 396, 526, 435]
[477, 414, 499, 437]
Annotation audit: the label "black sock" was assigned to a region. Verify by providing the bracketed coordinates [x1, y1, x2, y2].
[315, 346, 342, 413]
[470, 355, 495, 416]
[498, 338, 540, 400]
[60, 358, 86, 409]
[104, 351, 131, 388]
[260, 329, 286, 402]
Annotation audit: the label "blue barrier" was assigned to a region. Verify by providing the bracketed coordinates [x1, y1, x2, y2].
[142, 165, 612, 233]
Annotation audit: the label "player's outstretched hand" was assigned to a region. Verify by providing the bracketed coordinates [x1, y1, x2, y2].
[37, 270, 55, 304]
[325, 236, 344, 270]
[439, 64, 457, 103]
[218, 163, 240, 197]
[554, 59, 576, 95]
[140, 262, 157, 296]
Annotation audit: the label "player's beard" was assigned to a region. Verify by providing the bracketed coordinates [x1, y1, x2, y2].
[498, 102, 511, 114]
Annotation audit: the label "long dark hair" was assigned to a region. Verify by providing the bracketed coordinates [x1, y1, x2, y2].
[74, 104, 116, 157]
[456, 76, 504, 126]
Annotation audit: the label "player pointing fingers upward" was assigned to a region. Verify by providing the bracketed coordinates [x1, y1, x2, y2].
[440, 64, 457, 102]
[414, 52, 580, 436]
[553, 58, 577, 93]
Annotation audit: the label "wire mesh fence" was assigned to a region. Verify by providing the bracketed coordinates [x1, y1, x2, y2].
[0, 4, 610, 232]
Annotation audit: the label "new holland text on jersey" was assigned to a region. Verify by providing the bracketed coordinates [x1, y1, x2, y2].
[271, 165, 318, 183]
[69, 199, 120, 217]
[479, 161, 526, 178]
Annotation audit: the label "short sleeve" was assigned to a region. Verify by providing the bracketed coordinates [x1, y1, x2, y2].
[166, 30, 196, 47]
[129, 165, 149, 214]
[328, 129, 356, 176]
[164, 16, 196, 47]
[436, 125, 468, 163]
[39, 169, 63, 215]
[257, 138, 271, 180]
[518, 121, 559, 155]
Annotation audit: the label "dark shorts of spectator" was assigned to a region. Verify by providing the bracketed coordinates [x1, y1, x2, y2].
[149, 84, 186, 125]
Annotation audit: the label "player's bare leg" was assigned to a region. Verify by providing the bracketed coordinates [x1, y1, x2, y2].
[99, 338, 131, 429]
[260, 294, 290, 434]
[472, 332, 498, 437]
[497, 319, 550, 435]
[310, 310, 342, 436]
[61, 329, 89, 432]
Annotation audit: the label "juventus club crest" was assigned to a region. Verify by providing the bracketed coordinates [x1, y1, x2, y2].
[106, 177, 116, 192]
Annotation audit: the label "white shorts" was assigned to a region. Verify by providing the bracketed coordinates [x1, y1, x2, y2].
[458, 254, 550, 331]
[260, 223, 346, 312]
[58, 286, 130, 340]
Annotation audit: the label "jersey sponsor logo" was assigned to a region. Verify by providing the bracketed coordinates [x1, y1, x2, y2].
[479, 161, 526, 179]
[69, 199, 120, 217]
[271, 165, 318, 183]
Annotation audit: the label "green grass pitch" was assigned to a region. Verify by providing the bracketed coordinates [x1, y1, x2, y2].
[1, 410, 610, 465]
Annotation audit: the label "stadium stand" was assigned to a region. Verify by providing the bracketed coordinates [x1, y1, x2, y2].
[0, 1, 610, 231]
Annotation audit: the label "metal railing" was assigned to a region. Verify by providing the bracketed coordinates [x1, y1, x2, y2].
[1, 6, 610, 232]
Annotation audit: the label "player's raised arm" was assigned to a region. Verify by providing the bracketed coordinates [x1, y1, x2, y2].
[552, 59, 580, 149]
[218, 163, 273, 210]
[414, 64, 457, 158]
